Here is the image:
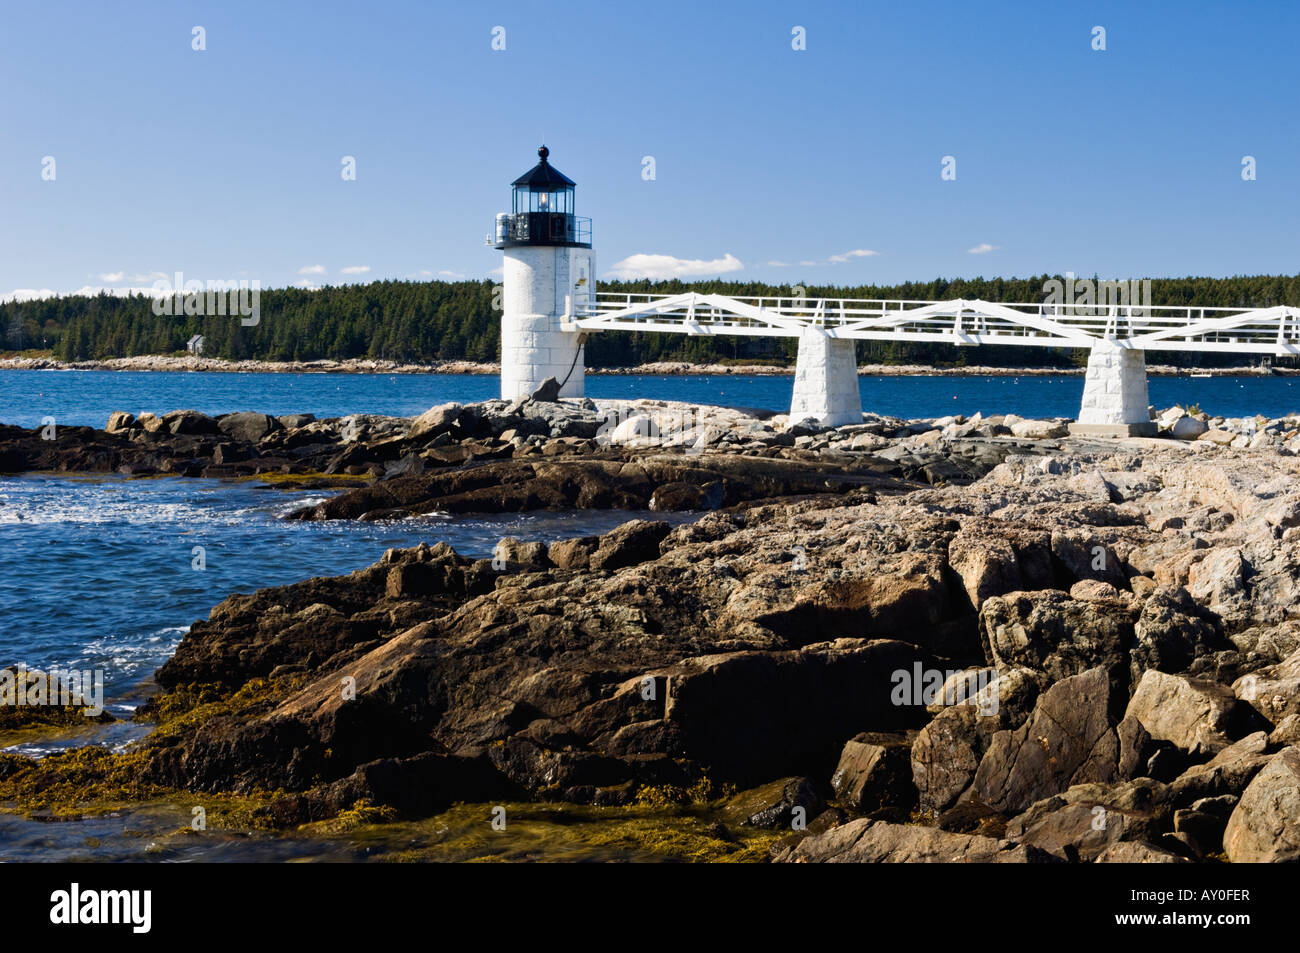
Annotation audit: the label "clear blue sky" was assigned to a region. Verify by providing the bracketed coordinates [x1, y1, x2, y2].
[1, 0, 1296, 299]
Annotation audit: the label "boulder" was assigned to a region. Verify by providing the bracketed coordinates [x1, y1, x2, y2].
[830, 732, 917, 816]
[1094, 842, 1189, 863]
[912, 705, 987, 813]
[1004, 778, 1171, 862]
[947, 527, 1053, 611]
[408, 402, 462, 441]
[548, 535, 601, 571]
[277, 413, 316, 429]
[1168, 732, 1274, 806]
[1222, 746, 1300, 862]
[588, 520, 671, 571]
[1186, 547, 1247, 607]
[490, 537, 551, 572]
[968, 667, 1123, 814]
[1270, 713, 1300, 747]
[1009, 419, 1068, 439]
[1130, 587, 1231, 686]
[726, 776, 824, 829]
[773, 818, 1056, 863]
[978, 589, 1133, 685]
[1169, 416, 1208, 440]
[1125, 670, 1250, 757]
[1233, 647, 1300, 724]
[218, 411, 279, 444]
[911, 668, 1041, 812]
[530, 378, 562, 403]
[162, 409, 219, 436]
[105, 411, 135, 433]
[648, 481, 724, 512]
[1198, 428, 1236, 446]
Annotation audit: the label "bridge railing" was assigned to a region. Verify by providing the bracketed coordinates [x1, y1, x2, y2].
[573, 292, 1298, 351]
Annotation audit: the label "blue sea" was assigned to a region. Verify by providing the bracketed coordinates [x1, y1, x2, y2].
[1, 369, 1298, 429]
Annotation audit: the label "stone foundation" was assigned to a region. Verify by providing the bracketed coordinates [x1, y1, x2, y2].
[1074, 338, 1152, 436]
[790, 327, 863, 427]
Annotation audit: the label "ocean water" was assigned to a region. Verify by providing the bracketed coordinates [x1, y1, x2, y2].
[1, 369, 1298, 430]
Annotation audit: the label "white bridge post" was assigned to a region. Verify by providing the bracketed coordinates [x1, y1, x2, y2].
[789, 326, 863, 427]
[1067, 338, 1156, 437]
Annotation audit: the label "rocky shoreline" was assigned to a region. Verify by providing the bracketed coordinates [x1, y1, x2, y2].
[1, 354, 1289, 377]
[3, 390, 1300, 862]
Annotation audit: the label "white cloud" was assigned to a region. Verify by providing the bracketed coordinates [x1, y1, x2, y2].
[98, 271, 125, 282]
[798, 260, 817, 267]
[766, 260, 790, 267]
[967, 243, 998, 255]
[828, 249, 878, 263]
[294, 279, 318, 290]
[1, 285, 172, 303]
[437, 269, 465, 279]
[605, 253, 743, 280]
[340, 265, 371, 275]
[298, 264, 327, 275]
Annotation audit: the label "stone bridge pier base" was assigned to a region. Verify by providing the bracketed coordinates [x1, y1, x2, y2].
[1067, 338, 1157, 437]
[789, 326, 863, 428]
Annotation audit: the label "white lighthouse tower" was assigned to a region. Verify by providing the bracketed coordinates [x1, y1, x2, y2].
[492, 145, 594, 399]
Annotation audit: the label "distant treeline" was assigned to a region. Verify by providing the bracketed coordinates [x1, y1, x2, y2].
[4, 274, 1299, 368]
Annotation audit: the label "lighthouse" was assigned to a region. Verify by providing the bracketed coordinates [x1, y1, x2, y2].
[491, 146, 594, 399]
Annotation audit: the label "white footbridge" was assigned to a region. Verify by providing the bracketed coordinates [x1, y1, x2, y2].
[556, 293, 1300, 434]
[491, 147, 1295, 435]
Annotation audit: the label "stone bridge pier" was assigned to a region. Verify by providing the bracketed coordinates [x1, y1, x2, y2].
[1067, 338, 1157, 437]
[789, 326, 863, 427]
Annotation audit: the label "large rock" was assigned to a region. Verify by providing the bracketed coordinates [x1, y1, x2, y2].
[830, 732, 916, 816]
[911, 668, 1041, 812]
[726, 776, 824, 829]
[968, 667, 1122, 814]
[773, 818, 1057, 863]
[978, 589, 1133, 685]
[1003, 778, 1171, 862]
[162, 409, 220, 436]
[1010, 419, 1068, 439]
[1125, 670, 1251, 757]
[1233, 647, 1300, 724]
[1169, 416, 1208, 440]
[1222, 746, 1300, 862]
[218, 411, 279, 444]
[408, 402, 462, 441]
[948, 526, 1053, 611]
[1186, 547, 1247, 607]
[1094, 842, 1189, 863]
[588, 520, 671, 571]
[530, 378, 561, 403]
[1167, 732, 1273, 807]
[105, 411, 135, 433]
[1130, 587, 1231, 686]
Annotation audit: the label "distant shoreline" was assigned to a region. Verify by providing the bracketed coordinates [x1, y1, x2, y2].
[0, 354, 1290, 378]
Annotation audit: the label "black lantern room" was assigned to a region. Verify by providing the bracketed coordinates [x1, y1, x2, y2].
[492, 146, 592, 249]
